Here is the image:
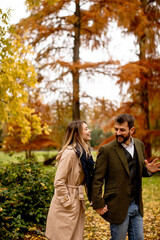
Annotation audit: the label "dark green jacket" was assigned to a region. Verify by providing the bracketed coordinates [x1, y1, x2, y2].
[91, 138, 150, 224]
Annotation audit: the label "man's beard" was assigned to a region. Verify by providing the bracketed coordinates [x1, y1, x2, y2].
[116, 133, 130, 144]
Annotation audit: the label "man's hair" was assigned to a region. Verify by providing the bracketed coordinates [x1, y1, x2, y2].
[115, 114, 135, 129]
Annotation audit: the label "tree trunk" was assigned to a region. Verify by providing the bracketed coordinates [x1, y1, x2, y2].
[72, 0, 80, 120]
[25, 150, 29, 159]
[25, 150, 33, 159]
[140, 77, 151, 158]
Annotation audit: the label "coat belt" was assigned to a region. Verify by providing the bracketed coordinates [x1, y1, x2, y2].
[67, 184, 85, 200]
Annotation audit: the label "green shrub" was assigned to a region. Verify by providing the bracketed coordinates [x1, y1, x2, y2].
[0, 157, 55, 239]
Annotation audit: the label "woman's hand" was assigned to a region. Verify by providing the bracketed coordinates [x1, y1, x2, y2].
[95, 205, 108, 215]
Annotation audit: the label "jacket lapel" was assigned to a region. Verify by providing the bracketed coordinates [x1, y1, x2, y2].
[114, 143, 130, 176]
[134, 139, 143, 173]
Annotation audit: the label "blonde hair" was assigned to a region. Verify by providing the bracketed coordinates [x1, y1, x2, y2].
[56, 120, 90, 162]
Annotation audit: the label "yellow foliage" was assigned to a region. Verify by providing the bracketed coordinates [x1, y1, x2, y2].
[0, 10, 50, 143]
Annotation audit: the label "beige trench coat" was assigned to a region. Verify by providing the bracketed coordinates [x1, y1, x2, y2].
[45, 146, 85, 240]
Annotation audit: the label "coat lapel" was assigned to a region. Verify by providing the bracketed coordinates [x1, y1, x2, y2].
[114, 143, 130, 176]
[134, 139, 143, 173]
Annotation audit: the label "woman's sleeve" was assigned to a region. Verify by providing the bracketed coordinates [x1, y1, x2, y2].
[54, 149, 75, 207]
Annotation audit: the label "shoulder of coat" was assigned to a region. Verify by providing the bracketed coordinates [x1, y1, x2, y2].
[63, 145, 77, 155]
[103, 139, 117, 149]
[133, 137, 144, 146]
[66, 145, 76, 150]
[60, 146, 77, 162]
[133, 137, 143, 144]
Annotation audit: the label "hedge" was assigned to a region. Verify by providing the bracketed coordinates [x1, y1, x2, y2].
[0, 158, 55, 239]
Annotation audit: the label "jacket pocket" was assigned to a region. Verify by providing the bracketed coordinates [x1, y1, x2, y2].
[104, 184, 117, 201]
[58, 195, 72, 208]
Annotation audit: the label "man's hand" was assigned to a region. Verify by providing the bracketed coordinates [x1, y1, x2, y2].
[145, 158, 160, 173]
[95, 205, 108, 215]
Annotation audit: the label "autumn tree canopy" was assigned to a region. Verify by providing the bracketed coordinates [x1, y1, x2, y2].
[2, 99, 57, 158]
[114, 0, 160, 157]
[82, 0, 160, 157]
[6, 0, 159, 156]
[15, 0, 118, 119]
[0, 9, 49, 143]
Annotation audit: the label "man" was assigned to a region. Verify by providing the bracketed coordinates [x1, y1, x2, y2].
[91, 113, 160, 240]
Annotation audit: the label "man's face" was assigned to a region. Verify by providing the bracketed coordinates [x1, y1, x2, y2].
[115, 121, 135, 145]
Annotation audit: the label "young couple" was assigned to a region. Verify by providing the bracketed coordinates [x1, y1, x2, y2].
[45, 114, 160, 240]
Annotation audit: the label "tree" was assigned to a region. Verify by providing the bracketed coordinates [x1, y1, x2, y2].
[13, 0, 159, 156]
[74, 0, 160, 157]
[2, 99, 57, 158]
[117, 59, 160, 157]
[114, 0, 160, 157]
[85, 0, 160, 157]
[15, 0, 118, 120]
[0, 9, 50, 143]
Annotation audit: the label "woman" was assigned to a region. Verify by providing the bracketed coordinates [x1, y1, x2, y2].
[45, 120, 95, 240]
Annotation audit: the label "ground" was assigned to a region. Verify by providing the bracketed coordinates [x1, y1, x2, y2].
[25, 175, 160, 240]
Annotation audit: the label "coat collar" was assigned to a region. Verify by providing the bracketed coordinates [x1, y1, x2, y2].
[114, 138, 142, 176]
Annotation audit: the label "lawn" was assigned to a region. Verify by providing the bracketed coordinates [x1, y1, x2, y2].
[0, 150, 58, 167]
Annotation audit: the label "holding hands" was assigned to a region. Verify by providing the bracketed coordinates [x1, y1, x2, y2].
[95, 205, 108, 215]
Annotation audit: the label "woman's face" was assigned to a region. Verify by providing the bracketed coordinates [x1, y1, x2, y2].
[81, 122, 91, 142]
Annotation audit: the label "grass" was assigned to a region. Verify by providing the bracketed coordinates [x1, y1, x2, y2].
[0, 150, 57, 165]
[0, 151, 24, 165]
[0, 150, 58, 173]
